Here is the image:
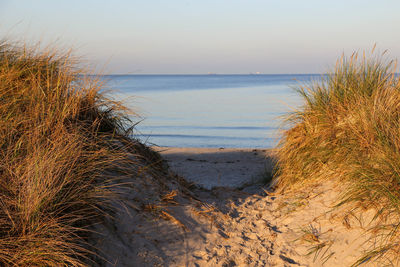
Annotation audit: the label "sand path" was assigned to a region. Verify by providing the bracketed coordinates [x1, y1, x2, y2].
[96, 147, 377, 266]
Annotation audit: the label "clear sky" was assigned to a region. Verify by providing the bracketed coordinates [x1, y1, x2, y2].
[1, 0, 399, 74]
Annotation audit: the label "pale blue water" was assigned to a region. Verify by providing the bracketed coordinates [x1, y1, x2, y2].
[105, 74, 318, 148]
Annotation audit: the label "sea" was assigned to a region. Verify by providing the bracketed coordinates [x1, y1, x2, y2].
[105, 74, 319, 148]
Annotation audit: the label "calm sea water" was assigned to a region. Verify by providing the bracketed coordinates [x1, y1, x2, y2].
[105, 74, 318, 148]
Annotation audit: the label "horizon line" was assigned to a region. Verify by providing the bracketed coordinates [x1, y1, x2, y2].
[95, 73, 323, 76]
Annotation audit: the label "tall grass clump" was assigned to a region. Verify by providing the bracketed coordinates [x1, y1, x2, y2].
[0, 41, 140, 266]
[275, 49, 400, 264]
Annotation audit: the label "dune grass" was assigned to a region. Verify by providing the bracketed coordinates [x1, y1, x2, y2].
[0, 41, 143, 266]
[274, 50, 400, 265]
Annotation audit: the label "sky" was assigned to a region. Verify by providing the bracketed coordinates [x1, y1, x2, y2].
[0, 0, 399, 74]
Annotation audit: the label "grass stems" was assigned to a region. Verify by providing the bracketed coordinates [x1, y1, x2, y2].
[0, 41, 141, 266]
[274, 49, 400, 264]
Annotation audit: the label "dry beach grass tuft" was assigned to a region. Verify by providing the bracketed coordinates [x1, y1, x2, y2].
[275, 48, 400, 265]
[0, 40, 146, 266]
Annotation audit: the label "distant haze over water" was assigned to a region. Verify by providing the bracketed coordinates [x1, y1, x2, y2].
[106, 74, 319, 148]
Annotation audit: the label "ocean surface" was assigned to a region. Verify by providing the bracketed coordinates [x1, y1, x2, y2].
[105, 74, 319, 148]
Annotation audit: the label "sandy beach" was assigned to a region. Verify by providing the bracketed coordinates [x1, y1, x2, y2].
[155, 147, 275, 189]
[94, 147, 375, 266]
